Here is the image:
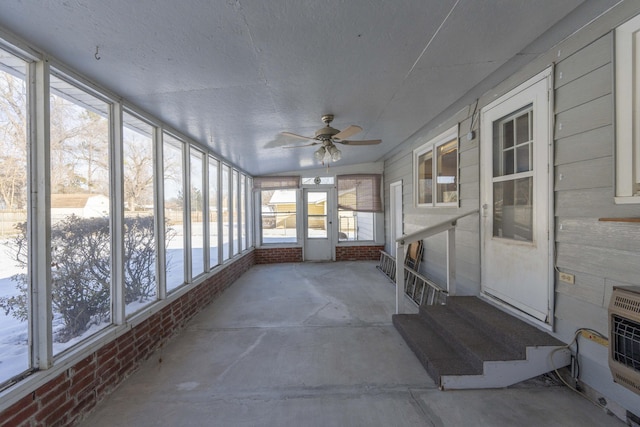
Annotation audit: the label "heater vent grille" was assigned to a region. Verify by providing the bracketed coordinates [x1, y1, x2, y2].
[609, 286, 640, 396]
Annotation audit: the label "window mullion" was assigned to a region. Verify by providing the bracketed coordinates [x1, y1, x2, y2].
[111, 103, 125, 325]
[202, 156, 210, 272]
[29, 59, 52, 369]
[183, 144, 192, 282]
[154, 128, 167, 299]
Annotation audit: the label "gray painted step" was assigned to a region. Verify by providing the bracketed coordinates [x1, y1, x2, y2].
[392, 314, 478, 384]
[393, 297, 568, 389]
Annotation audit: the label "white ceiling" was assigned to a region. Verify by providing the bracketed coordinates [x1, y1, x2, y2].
[0, 0, 620, 175]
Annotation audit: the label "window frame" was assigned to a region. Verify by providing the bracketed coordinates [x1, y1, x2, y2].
[413, 125, 459, 208]
[615, 14, 640, 204]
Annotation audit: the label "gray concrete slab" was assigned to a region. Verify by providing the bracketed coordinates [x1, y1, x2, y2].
[80, 261, 623, 427]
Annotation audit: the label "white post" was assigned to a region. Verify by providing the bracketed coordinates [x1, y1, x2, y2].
[446, 227, 456, 296]
[396, 240, 405, 314]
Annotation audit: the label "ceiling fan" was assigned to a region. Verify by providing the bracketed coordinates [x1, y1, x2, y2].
[281, 114, 381, 163]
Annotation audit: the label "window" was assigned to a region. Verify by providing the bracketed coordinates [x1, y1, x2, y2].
[302, 176, 334, 185]
[246, 177, 253, 248]
[190, 149, 205, 277]
[240, 174, 246, 252]
[615, 14, 640, 203]
[221, 164, 230, 260]
[49, 74, 112, 354]
[0, 50, 29, 384]
[232, 169, 239, 255]
[492, 106, 534, 241]
[414, 125, 458, 207]
[208, 157, 219, 268]
[254, 176, 300, 244]
[122, 112, 157, 316]
[163, 134, 185, 291]
[260, 189, 297, 243]
[336, 174, 382, 241]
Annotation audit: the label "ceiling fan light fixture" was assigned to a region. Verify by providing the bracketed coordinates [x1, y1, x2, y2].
[328, 145, 342, 162]
[314, 146, 326, 161]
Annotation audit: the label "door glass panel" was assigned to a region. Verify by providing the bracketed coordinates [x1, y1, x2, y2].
[492, 104, 534, 243]
[307, 192, 327, 239]
[493, 177, 533, 241]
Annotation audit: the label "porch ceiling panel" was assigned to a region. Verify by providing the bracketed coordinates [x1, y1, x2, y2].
[0, 0, 620, 175]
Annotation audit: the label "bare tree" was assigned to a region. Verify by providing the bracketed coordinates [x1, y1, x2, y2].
[124, 134, 154, 211]
[0, 72, 27, 209]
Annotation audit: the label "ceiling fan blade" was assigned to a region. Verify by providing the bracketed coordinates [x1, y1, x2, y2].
[333, 125, 362, 141]
[281, 131, 316, 141]
[336, 139, 382, 146]
[281, 142, 319, 148]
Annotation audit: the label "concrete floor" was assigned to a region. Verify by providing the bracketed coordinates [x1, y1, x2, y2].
[80, 261, 622, 427]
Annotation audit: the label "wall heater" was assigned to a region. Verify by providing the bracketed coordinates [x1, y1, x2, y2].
[609, 286, 640, 395]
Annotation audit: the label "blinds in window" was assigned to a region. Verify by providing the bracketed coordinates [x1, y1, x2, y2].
[337, 174, 382, 212]
[253, 176, 300, 190]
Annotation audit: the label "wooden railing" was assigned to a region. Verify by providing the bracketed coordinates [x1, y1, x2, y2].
[394, 210, 478, 314]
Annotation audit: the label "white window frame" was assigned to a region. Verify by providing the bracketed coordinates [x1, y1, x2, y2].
[615, 14, 640, 204]
[413, 124, 459, 208]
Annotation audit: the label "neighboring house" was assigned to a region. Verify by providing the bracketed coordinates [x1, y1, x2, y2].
[50, 193, 110, 221]
[268, 189, 325, 229]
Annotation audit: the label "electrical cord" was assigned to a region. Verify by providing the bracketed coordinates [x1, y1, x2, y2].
[549, 328, 609, 410]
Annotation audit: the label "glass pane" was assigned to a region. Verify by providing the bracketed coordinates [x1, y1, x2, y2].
[307, 192, 327, 239]
[516, 145, 531, 173]
[339, 210, 374, 241]
[247, 178, 253, 248]
[190, 151, 204, 277]
[493, 177, 533, 242]
[163, 134, 185, 291]
[502, 120, 514, 148]
[232, 170, 239, 256]
[516, 112, 530, 145]
[123, 113, 157, 316]
[261, 189, 297, 243]
[221, 165, 230, 260]
[50, 75, 111, 354]
[418, 151, 433, 204]
[208, 157, 219, 269]
[240, 174, 246, 251]
[436, 139, 458, 204]
[503, 149, 514, 175]
[0, 53, 29, 383]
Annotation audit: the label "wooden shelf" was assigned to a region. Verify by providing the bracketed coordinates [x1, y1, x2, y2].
[598, 217, 640, 223]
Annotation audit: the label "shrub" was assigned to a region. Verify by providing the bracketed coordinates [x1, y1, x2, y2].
[0, 214, 167, 342]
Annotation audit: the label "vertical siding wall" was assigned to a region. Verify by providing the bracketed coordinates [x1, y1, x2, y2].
[383, 2, 640, 415]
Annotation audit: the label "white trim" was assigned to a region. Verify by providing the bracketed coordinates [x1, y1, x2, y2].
[480, 66, 554, 328]
[413, 124, 459, 208]
[615, 14, 640, 201]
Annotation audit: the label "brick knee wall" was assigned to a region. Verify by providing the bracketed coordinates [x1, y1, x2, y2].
[255, 247, 303, 264]
[335, 245, 384, 261]
[0, 250, 255, 427]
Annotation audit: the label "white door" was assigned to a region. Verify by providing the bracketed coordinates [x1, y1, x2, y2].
[389, 181, 403, 256]
[304, 189, 333, 261]
[480, 68, 553, 324]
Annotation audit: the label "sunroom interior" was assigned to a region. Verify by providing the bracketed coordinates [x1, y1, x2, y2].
[1, 0, 640, 425]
